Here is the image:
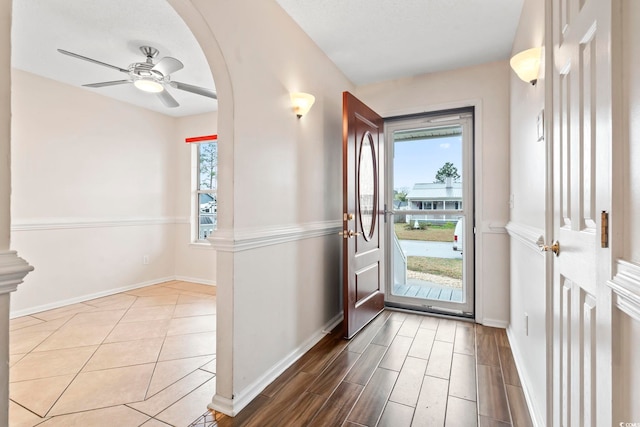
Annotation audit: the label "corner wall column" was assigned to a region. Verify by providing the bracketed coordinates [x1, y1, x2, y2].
[0, 252, 33, 424]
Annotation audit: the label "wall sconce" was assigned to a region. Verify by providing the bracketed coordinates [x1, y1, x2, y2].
[290, 92, 316, 118]
[510, 47, 542, 85]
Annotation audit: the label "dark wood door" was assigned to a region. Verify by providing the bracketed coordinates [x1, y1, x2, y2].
[342, 92, 385, 339]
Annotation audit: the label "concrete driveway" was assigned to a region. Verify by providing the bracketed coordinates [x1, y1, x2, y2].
[399, 240, 463, 259]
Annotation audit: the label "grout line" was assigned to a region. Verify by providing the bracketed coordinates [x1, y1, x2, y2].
[474, 323, 485, 427]
[143, 298, 176, 401]
[495, 331, 515, 426]
[9, 398, 46, 422]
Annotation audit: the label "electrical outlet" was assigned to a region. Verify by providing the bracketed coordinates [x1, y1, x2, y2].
[524, 312, 529, 336]
[143, 255, 149, 265]
[509, 194, 515, 209]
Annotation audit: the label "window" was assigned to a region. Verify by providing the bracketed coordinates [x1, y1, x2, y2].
[196, 141, 217, 240]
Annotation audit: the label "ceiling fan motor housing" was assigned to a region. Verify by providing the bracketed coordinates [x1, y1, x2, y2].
[130, 61, 167, 82]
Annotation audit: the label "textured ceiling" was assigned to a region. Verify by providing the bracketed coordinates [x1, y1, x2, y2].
[11, 0, 523, 117]
[275, 0, 524, 85]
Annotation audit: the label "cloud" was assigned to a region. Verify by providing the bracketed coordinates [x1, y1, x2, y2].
[439, 143, 450, 149]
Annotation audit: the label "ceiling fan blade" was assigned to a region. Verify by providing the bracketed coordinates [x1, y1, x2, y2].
[152, 57, 183, 76]
[157, 89, 179, 108]
[170, 81, 217, 99]
[83, 80, 131, 88]
[57, 49, 128, 73]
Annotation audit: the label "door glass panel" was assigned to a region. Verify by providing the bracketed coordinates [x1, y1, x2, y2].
[358, 132, 377, 240]
[386, 114, 473, 317]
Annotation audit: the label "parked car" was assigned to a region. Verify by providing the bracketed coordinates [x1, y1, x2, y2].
[453, 218, 463, 251]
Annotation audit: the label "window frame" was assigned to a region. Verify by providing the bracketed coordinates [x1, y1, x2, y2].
[189, 135, 218, 243]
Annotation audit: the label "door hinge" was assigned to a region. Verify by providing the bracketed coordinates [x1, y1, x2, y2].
[601, 211, 609, 248]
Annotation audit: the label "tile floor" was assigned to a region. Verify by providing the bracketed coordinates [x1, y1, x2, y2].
[9, 280, 217, 427]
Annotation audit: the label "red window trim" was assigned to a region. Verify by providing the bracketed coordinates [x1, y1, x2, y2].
[185, 134, 218, 143]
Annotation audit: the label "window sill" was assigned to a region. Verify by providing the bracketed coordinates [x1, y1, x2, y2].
[189, 242, 215, 250]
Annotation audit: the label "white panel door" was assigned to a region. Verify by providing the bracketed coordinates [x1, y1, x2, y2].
[551, 0, 614, 425]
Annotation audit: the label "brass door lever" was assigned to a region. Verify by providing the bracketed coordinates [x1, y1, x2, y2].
[540, 240, 560, 256]
[339, 229, 362, 239]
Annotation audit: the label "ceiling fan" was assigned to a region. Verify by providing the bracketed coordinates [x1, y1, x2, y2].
[57, 46, 217, 108]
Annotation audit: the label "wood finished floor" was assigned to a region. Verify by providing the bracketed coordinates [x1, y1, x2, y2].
[200, 311, 533, 427]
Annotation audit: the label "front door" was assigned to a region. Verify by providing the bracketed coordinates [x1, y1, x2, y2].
[342, 92, 385, 339]
[550, 0, 614, 424]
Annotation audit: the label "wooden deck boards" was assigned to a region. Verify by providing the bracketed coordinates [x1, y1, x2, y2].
[392, 283, 463, 303]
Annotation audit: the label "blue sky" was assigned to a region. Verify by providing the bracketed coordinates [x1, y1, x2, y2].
[393, 135, 463, 191]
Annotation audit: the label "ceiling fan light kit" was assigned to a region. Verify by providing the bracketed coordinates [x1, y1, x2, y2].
[57, 45, 217, 108]
[133, 78, 164, 93]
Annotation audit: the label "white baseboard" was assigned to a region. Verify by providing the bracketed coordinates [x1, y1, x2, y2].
[480, 318, 509, 328]
[174, 276, 216, 286]
[9, 275, 215, 318]
[209, 311, 344, 417]
[506, 327, 545, 427]
[209, 394, 235, 417]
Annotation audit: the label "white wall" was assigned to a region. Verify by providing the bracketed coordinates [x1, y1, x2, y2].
[170, 0, 352, 415]
[0, 1, 9, 253]
[10, 70, 180, 314]
[174, 112, 217, 284]
[614, 0, 640, 422]
[614, 308, 640, 424]
[624, 0, 640, 266]
[355, 61, 511, 326]
[505, 0, 547, 424]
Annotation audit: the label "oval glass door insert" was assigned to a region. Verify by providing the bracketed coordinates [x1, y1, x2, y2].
[358, 132, 377, 240]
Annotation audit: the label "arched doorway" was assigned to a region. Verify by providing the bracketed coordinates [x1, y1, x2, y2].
[5, 0, 235, 422]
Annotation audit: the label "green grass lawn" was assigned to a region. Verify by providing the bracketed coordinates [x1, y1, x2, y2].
[394, 222, 454, 242]
[407, 256, 462, 280]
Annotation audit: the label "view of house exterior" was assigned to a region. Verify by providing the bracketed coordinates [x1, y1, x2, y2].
[404, 177, 463, 224]
[199, 193, 217, 239]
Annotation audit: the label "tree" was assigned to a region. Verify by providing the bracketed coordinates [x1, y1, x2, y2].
[394, 188, 408, 202]
[199, 142, 218, 190]
[434, 162, 460, 183]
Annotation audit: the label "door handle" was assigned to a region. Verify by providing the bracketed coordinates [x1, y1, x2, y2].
[339, 229, 362, 239]
[539, 240, 560, 256]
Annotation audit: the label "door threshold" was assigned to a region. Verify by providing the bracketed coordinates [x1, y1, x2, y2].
[385, 302, 475, 322]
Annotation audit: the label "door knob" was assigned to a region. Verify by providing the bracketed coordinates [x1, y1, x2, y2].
[339, 229, 362, 239]
[540, 240, 560, 256]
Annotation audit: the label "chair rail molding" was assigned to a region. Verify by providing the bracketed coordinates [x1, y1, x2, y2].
[0, 251, 34, 294]
[506, 221, 545, 254]
[608, 259, 640, 321]
[11, 217, 179, 231]
[208, 220, 342, 252]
